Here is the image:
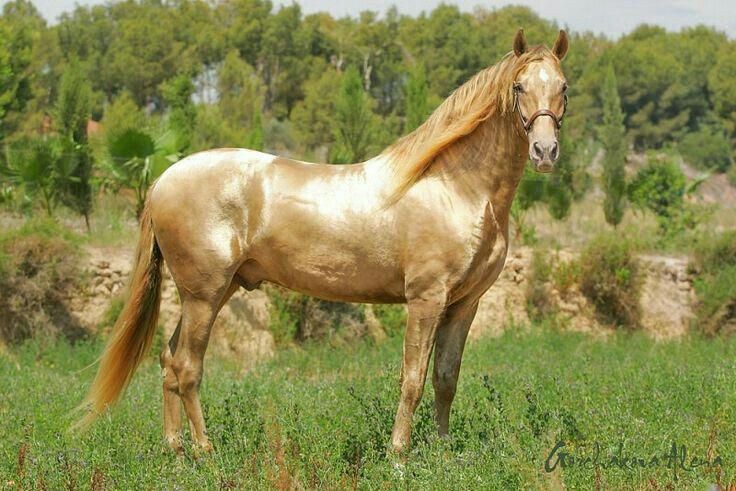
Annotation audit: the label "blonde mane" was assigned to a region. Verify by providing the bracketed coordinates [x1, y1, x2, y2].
[385, 46, 552, 202]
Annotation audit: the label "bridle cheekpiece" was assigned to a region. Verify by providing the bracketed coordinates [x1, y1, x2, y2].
[513, 82, 568, 133]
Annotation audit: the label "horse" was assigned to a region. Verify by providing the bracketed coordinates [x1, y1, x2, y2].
[76, 29, 569, 455]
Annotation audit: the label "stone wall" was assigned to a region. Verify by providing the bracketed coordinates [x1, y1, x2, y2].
[71, 245, 697, 368]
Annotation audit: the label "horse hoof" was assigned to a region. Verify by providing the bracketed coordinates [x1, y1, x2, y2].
[193, 440, 214, 458]
[165, 436, 185, 455]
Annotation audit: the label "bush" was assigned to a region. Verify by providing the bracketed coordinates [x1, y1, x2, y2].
[678, 120, 733, 172]
[264, 285, 368, 345]
[578, 235, 642, 328]
[627, 154, 701, 235]
[372, 304, 406, 337]
[729, 166, 736, 187]
[690, 231, 736, 335]
[0, 219, 85, 343]
[526, 250, 554, 321]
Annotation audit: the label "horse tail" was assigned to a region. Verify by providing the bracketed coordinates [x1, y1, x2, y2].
[73, 194, 163, 430]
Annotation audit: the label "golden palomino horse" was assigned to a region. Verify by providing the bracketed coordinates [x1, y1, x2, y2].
[77, 29, 569, 454]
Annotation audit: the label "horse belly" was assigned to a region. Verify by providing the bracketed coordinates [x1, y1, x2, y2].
[244, 223, 405, 303]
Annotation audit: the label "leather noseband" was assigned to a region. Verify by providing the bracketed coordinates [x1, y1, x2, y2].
[514, 84, 567, 133]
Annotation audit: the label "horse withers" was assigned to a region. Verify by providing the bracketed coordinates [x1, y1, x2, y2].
[76, 29, 569, 455]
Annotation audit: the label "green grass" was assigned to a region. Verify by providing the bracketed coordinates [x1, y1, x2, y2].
[2, 328, 736, 489]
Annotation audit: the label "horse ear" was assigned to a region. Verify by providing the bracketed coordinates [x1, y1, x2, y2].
[552, 30, 569, 60]
[513, 29, 527, 57]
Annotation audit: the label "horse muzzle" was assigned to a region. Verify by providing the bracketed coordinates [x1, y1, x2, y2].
[529, 139, 559, 173]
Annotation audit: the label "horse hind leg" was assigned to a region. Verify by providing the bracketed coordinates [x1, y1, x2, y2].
[160, 320, 184, 453]
[164, 279, 239, 453]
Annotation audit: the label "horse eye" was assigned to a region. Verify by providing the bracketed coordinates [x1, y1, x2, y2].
[562, 83, 568, 93]
[513, 82, 524, 93]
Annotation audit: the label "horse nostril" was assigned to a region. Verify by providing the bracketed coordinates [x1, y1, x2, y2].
[550, 141, 559, 160]
[532, 142, 543, 159]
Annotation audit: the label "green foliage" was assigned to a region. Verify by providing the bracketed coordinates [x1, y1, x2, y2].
[0, 137, 83, 216]
[627, 153, 700, 235]
[678, 116, 733, 172]
[100, 128, 180, 217]
[404, 63, 429, 132]
[526, 249, 554, 321]
[160, 73, 196, 151]
[100, 91, 146, 141]
[690, 231, 736, 335]
[244, 102, 264, 151]
[372, 304, 406, 337]
[0, 21, 14, 125]
[579, 234, 642, 328]
[291, 64, 341, 152]
[545, 136, 577, 220]
[3, 328, 736, 488]
[264, 285, 302, 345]
[708, 41, 736, 135]
[598, 65, 627, 227]
[264, 285, 373, 345]
[332, 66, 375, 163]
[54, 61, 93, 227]
[511, 167, 546, 244]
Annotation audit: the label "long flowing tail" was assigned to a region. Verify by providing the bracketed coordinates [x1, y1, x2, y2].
[73, 196, 163, 430]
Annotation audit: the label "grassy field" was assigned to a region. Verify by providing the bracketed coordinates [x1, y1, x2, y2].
[2, 327, 736, 489]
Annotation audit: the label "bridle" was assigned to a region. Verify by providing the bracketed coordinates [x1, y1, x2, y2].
[513, 82, 568, 133]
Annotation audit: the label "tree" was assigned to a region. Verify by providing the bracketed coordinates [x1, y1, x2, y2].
[678, 115, 733, 172]
[160, 73, 196, 151]
[291, 62, 341, 152]
[99, 92, 180, 217]
[55, 61, 93, 229]
[332, 66, 375, 163]
[708, 42, 736, 136]
[627, 153, 696, 235]
[0, 21, 15, 127]
[244, 102, 264, 151]
[545, 136, 576, 220]
[510, 167, 546, 244]
[404, 63, 429, 132]
[101, 128, 181, 218]
[1, 137, 60, 215]
[599, 65, 627, 227]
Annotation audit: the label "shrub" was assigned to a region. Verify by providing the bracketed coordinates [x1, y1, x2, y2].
[578, 235, 642, 328]
[690, 231, 736, 335]
[0, 219, 85, 343]
[627, 153, 700, 236]
[526, 249, 554, 321]
[372, 304, 406, 337]
[552, 260, 581, 295]
[264, 285, 367, 344]
[678, 119, 733, 172]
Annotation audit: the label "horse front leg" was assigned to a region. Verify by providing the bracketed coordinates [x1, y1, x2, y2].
[391, 294, 446, 454]
[432, 300, 478, 437]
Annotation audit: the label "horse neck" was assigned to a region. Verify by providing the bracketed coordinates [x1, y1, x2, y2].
[436, 113, 528, 221]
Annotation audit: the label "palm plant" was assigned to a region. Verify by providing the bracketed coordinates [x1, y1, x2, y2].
[1, 137, 64, 216]
[100, 127, 182, 217]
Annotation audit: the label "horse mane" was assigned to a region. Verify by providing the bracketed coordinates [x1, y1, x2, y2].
[384, 46, 552, 202]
